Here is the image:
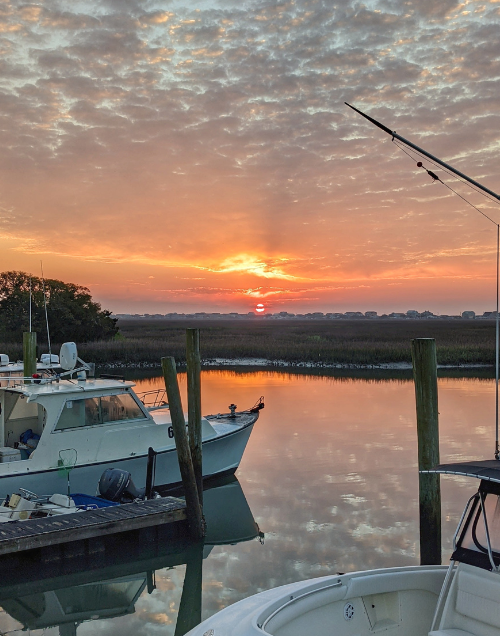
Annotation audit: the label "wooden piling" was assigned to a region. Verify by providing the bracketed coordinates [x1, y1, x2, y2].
[186, 328, 203, 504]
[161, 356, 204, 540]
[411, 338, 441, 565]
[23, 332, 37, 383]
[145, 447, 157, 500]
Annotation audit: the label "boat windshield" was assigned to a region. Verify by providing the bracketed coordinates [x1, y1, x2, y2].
[460, 493, 500, 554]
[54, 393, 147, 431]
[454, 481, 500, 570]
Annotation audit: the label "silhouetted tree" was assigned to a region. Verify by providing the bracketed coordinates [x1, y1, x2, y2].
[0, 271, 118, 343]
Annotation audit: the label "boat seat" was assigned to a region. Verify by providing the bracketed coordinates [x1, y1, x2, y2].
[430, 563, 500, 636]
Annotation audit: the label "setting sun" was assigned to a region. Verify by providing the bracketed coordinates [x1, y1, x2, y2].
[256, 304, 265, 313]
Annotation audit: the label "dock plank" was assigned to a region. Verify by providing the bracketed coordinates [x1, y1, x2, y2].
[0, 497, 187, 555]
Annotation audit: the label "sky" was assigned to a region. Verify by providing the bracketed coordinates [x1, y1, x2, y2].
[0, 0, 500, 315]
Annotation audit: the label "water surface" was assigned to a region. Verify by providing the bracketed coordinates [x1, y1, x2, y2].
[0, 371, 494, 635]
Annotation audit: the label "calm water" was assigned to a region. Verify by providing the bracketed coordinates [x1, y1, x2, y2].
[0, 370, 495, 635]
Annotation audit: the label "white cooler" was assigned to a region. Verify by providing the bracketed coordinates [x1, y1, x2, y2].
[0, 447, 22, 462]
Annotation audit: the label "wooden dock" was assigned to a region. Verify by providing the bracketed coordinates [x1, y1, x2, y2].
[0, 497, 187, 556]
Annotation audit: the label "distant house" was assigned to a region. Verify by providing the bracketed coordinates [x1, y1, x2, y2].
[406, 310, 419, 318]
[365, 311, 378, 318]
[461, 311, 475, 319]
[344, 311, 364, 318]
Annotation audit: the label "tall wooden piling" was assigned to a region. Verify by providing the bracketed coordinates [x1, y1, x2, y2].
[23, 332, 37, 383]
[411, 338, 441, 565]
[161, 356, 204, 540]
[186, 328, 203, 504]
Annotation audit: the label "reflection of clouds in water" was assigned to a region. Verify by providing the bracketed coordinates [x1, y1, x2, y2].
[341, 494, 368, 505]
[59, 372, 498, 633]
[77, 566, 186, 636]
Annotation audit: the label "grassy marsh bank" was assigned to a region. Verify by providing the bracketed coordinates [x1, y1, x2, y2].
[1, 319, 495, 368]
[0, 319, 492, 368]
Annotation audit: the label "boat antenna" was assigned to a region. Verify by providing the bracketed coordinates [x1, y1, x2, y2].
[345, 102, 500, 460]
[40, 261, 52, 361]
[29, 276, 32, 333]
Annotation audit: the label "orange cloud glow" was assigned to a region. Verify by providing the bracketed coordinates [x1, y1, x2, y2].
[0, 0, 498, 315]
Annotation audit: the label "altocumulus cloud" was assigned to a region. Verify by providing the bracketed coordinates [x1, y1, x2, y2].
[0, 0, 499, 312]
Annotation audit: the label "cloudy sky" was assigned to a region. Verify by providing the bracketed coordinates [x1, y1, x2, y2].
[0, 0, 499, 314]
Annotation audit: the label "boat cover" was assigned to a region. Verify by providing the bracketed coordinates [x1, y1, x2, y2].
[422, 460, 500, 483]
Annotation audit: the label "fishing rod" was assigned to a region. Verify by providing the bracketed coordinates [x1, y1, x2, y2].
[345, 103, 500, 202]
[345, 102, 500, 459]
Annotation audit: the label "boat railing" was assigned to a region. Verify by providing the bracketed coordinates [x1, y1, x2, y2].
[0, 375, 56, 388]
[136, 388, 169, 410]
[0, 360, 93, 389]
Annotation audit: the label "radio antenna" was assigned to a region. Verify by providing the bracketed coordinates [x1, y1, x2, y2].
[29, 276, 32, 333]
[40, 262, 52, 361]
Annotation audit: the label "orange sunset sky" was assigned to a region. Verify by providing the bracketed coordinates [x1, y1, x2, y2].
[0, 0, 499, 315]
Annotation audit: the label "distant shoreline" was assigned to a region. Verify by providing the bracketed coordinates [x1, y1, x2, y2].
[99, 357, 493, 371]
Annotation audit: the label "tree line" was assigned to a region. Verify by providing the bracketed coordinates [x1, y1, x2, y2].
[0, 271, 118, 343]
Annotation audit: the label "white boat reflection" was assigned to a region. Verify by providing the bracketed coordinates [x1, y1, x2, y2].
[0, 476, 262, 636]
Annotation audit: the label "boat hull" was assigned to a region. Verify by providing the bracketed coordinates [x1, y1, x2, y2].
[186, 565, 447, 636]
[0, 419, 255, 499]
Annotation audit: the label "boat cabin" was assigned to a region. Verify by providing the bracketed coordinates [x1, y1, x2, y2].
[0, 379, 155, 464]
[0, 377, 220, 474]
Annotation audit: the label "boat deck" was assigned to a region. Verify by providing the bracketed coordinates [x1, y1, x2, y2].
[0, 497, 187, 555]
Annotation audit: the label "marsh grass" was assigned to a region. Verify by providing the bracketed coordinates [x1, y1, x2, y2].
[1, 319, 494, 367]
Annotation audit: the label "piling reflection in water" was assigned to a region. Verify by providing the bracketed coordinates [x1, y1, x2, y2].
[0, 476, 261, 636]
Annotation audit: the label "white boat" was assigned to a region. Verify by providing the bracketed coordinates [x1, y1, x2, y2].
[0, 489, 84, 521]
[0, 466, 146, 522]
[186, 461, 500, 636]
[0, 347, 263, 499]
[0, 354, 61, 386]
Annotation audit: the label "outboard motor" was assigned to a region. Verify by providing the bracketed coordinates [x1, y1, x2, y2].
[98, 468, 145, 503]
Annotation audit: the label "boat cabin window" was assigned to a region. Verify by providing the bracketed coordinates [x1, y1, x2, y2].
[54, 393, 146, 431]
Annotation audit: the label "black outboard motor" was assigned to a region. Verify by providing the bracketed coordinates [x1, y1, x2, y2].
[99, 468, 145, 503]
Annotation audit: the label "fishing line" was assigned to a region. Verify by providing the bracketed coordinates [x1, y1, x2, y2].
[392, 139, 500, 207]
[391, 137, 500, 459]
[346, 101, 500, 459]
